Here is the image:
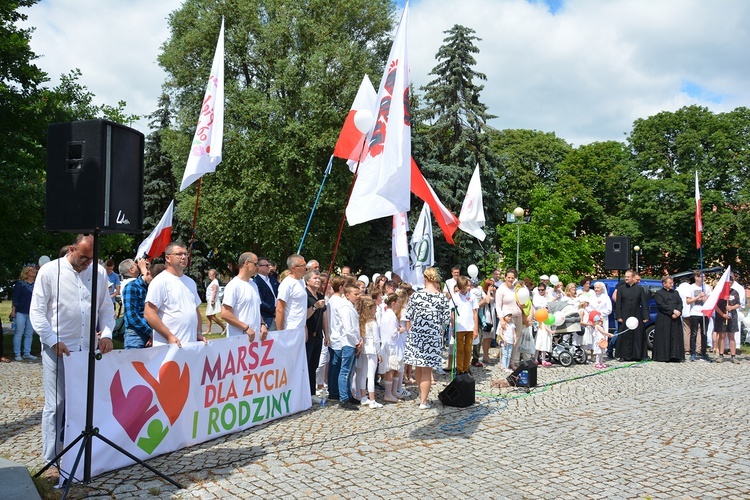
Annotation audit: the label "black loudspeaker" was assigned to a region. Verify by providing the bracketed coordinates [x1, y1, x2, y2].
[438, 372, 475, 407]
[604, 236, 630, 270]
[46, 119, 144, 234]
[506, 360, 538, 388]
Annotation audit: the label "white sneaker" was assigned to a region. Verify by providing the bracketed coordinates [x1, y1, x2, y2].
[23, 354, 37, 360]
[311, 395, 322, 404]
[419, 402, 432, 410]
[436, 367, 446, 375]
[397, 388, 411, 398]
[369, 401, 384, 409]
[360, 397, 370, 405]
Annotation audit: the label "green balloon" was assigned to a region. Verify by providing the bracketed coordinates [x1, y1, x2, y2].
[544, 315, 556, 326]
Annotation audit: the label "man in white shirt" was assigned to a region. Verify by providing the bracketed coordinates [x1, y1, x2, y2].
[686, 271, 712, 362]
[30, 234, 115, 464]
[144, 242, 205, 347]
[443, 265, 461, 299]
[336, 283, 362, 410]
[275, 254, 308, 332]
[221, 252, 268, 341]
[676, 279, 693, 353]
[325, 276, 348, 401]
[730, 273, 745, 346]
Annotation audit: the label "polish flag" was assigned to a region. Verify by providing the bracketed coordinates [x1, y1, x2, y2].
[695, 170, 702, 249]
[392, 212, 411, 284]
[180, 18, 225, 191]
[333, 74, 377, 163]
[702, 266, 731, 318]
[136, 201, 174, 260]
[411, 159, 459, 244]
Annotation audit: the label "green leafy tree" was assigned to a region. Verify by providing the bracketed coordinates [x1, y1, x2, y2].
[158, 0, 395, 270]
[414, 24, 499, 270]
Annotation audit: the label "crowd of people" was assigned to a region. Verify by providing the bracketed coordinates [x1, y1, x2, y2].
[4, 235, 747, 479]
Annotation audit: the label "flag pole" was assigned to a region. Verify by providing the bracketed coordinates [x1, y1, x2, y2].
[323, 139, 367, 291]
[298, 155, 334, 254]
[188, 178, 202, 268]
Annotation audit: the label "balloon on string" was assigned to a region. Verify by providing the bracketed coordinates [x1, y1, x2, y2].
[544, 315, 556, 326]
[516, 287, 530, 304]
[553, 311, 566, 326]
[625, 316, 639, 330]
[353, 109, 375, 134]
[534, 308, 548, 322]
[358, 275, 369, 287]
[549, 274, 560, 286]
[467, 264, 479, 278]
[372, 273, 380, 283]
[38, 255, 50, 267]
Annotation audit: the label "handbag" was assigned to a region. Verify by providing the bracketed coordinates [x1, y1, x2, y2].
[597, 337, 608, 349]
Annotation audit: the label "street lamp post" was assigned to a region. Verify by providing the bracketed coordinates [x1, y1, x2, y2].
[513, 207, 525, 271]
[634, 245, 641, 273]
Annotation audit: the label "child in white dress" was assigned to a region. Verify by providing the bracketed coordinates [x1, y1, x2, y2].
[592, 313, 613, 368]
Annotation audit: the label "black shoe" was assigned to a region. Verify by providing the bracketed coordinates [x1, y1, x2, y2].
[328, 394, 340, 401]
[339, 400, 359, 410]
[375, 382, 385, 390]
[702, 354, 713, 363]
[348, 396, 361, 405]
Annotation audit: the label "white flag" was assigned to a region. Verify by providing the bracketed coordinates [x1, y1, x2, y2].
[180, 18, 225, 191]
[409, 202, 434, 289]
[346, 4, 410, 225]
[392, 212, 410, 284]
[458, 164, 486, 241]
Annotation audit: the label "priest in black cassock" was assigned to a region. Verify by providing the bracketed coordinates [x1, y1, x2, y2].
[651, 276, 684, 362]
[614, 270, 650, 361]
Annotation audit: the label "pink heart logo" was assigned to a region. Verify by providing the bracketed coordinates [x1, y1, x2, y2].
[110, 371, 159, 442]
[133, 360, 190, 425]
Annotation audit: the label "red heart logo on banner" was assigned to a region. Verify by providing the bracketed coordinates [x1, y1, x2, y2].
[109, 371, 159, 441]
[133, 360, 190, 425]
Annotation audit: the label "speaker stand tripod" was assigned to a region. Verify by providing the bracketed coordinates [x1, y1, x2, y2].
[34, 230, 183, 498]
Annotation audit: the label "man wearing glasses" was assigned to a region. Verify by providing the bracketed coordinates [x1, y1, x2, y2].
[222, 252, 268, 341]
[275, 254, 308, 332]
[30, 234, 115, 467]
[254, 256, 279, 330]
[145, 242, 205, 347]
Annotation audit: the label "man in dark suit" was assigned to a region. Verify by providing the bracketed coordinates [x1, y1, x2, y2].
[254, 256, 280, 330]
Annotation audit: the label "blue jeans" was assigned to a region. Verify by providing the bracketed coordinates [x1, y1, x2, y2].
[502, 343, 514, 370]
[124, 328, 150, 349]
[327, 348, 341, 399]
[338, 346, 357, 402]
[14, 312, 34, 357]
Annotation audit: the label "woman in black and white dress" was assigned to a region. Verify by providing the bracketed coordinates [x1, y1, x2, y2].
[403, 267, 450, 409]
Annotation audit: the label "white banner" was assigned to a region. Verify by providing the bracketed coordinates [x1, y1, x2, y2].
[62, 328, 309, 480]
[392, 211, 411, 284]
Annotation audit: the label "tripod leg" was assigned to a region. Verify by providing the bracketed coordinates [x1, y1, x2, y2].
[34, 431, 85, 478]
[93, 433, 184, 489]
[60, 434, 91, 499]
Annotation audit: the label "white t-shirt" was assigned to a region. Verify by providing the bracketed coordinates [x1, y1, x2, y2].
[222, 276, 261, 337]
[453, 290, 478, 332]
[688, 283, 712, 317]
[146, 271, 201, 346]
[502, 323, 516, 345]
[327, 294, 345, 350]
[277, 276, 307, 330]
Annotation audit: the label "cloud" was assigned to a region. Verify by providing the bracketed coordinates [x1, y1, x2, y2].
[19, 0, 750, 146]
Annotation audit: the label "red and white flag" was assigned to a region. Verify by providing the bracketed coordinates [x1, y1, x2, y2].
[135, 201, 174, 260]
[702, 265, 731, 318]
[180, 18, 225, 191]
[333, 74, 377, 163]
[346, 4, 411, 225]
[410, 159, 459, 244]
[695, 170, 702, 249]
[458, 164, 486, 241]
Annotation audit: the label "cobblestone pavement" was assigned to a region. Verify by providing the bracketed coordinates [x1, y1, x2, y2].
[2, 349, 749, 499]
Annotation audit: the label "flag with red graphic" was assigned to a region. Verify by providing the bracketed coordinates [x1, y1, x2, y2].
[695, 170, 702, 249]
[346, 3, 410, 225]
[702, 266, 731, 318]
[458, 164, 486, 241]
[136, 201, 173, 260]
[333, 74, 377, 163]
[180, 18, 225, 191]
[410, 159, 459, 244]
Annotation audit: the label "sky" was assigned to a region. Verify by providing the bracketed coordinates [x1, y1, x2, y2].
[19, 0, 750, 146]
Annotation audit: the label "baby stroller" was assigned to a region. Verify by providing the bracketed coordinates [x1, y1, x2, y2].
[550, 331, 586, 367]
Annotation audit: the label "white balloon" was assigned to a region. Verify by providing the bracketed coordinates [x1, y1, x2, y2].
[625, 316, 639, 330]
[38, 255, 51, 266]
[372, 273, 381, 283]
[516, 287, 530, 304]
[353, 109, 375, 134]
[554, 311, 566, 326]
[384, 271, 392, 280]
[467, 264, 479, 278]
[549, 274, 560, 286]
[358, 275, 369, 287]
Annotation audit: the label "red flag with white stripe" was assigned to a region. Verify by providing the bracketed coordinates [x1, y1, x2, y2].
[410, 159, 459, 244]
[135, 201, 173, 260]
[702, 265, 731, 318]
